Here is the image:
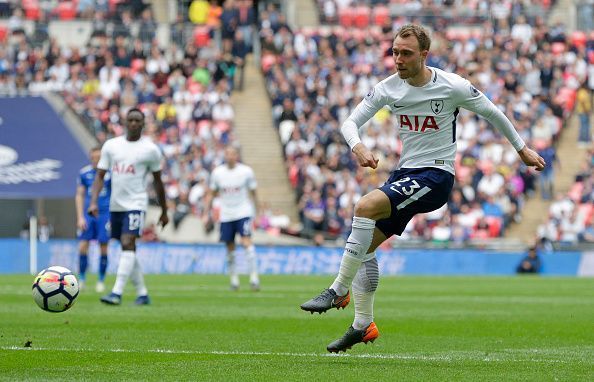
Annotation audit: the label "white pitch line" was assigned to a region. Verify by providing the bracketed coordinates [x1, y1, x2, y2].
[0, 346, 583, 363]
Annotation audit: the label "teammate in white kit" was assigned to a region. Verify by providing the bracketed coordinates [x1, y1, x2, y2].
[204, 145, 260, 291]
[88, 108, 169, 306]
[300, 24, 546, 352]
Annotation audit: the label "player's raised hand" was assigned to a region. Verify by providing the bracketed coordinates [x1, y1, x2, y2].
[87, 203, 99, 218]
[352, 143, 379, 169]
[518, 146, 546, 171]
[158, 211, 169, 229]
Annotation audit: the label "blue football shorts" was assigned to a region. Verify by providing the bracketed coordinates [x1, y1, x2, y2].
[78, 212, 110, 244]
[376, 167, 454, 237]
[220, 217, 252, 243]
[110, 210, 145, 240]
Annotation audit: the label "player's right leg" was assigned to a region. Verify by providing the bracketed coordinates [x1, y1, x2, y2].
[300, 190, 390, 314]
[101, 212, 131, 305]
[300, 228, 386, 314]
[77, 215, 95, 291]
[221, 221, 239, 290]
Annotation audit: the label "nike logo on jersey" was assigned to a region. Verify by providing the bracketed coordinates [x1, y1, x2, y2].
[393, 104, 405, 109]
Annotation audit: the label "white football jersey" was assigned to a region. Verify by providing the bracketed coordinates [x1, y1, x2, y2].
[97, 136, 162, 212]
[209, 163, 257, 222]
[346, 67, 525, 174]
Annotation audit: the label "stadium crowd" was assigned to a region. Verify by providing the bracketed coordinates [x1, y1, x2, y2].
[0, 0, 256, 231]
[260, 0, 594, 245]
[537, 146, 594, 248]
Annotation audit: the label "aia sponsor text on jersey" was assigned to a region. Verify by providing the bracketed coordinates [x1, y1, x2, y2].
[399, 115, 439, 132]
[113, 162, 136, 174]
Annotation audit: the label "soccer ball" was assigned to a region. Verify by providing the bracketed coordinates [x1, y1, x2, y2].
[32, 266, 79, 313]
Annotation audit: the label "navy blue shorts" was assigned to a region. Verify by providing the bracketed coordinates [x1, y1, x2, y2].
[110, 210, 145, 240]
[376, 167, 454, 237]
[220, 217, 252, 243]
[78, 212, 110, 243]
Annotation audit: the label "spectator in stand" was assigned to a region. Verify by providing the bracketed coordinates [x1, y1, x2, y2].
[576, 81, 592, 146]
[580, 220, 594, 243]
[537, 141, 560, 200]
[236, 0, 255, 52]
[516, 246, 541, 274]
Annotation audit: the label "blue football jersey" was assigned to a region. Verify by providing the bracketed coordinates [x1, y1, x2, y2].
[78, 165, 111, 213]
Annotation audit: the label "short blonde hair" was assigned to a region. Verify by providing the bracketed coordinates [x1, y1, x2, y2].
[395, 24, 431, 51]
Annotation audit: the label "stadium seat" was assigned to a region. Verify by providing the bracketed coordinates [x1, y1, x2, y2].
[338, 7, 354, 28]
[56, 2, 77, 20]
[372, 5, 390, 26]
[0, 25, 8, 43]
[23, 0, 41, 21]
[570, 31, 587, 48]
[353, 5, 370, 28]
[193, 26, 210, 48]
[485, 217, 502, 237]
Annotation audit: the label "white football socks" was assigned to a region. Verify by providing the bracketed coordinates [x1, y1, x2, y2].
[246, 245, 259, 285]
[330, 216, 376, 296]
[352, 258, 379, 330]
[112, 250, 135, 295]
[227, 250, 239, 287]
[353, 288, 375, 330]
[130, 257, 148, 297]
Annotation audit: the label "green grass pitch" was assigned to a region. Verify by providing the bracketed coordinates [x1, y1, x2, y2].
[0, 274, 593, 381]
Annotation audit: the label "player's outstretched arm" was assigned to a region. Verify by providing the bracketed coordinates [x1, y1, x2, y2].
[88, 169, 106, 217]
[518, 145, 546, 172]
[152, 171, 169, 228]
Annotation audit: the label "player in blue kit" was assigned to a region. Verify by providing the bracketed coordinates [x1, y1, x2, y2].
[300, 24, 547, 353]
[75, 146, 111, 292]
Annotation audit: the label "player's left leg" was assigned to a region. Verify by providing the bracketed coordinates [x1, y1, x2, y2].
[121, 212, 150, 305]
[300, 190, 390, 313]
[225, 241, 239, 290]
[96, 214, 110, 293]
[78, 240, 90, 291]
[239, 217, 259, 291]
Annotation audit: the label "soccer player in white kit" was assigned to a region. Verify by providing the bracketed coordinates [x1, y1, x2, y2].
[204, 145, 260, 291]
[300, 24, 546, 352]
[88, 108, 169, 305]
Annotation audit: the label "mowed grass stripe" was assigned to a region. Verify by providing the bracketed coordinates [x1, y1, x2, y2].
[2, 345, 592, 364]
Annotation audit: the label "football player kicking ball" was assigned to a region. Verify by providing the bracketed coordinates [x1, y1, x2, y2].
[75, 146, 111, 293]
[300, 24, 546, 353]
[88, 108, 168, 306]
